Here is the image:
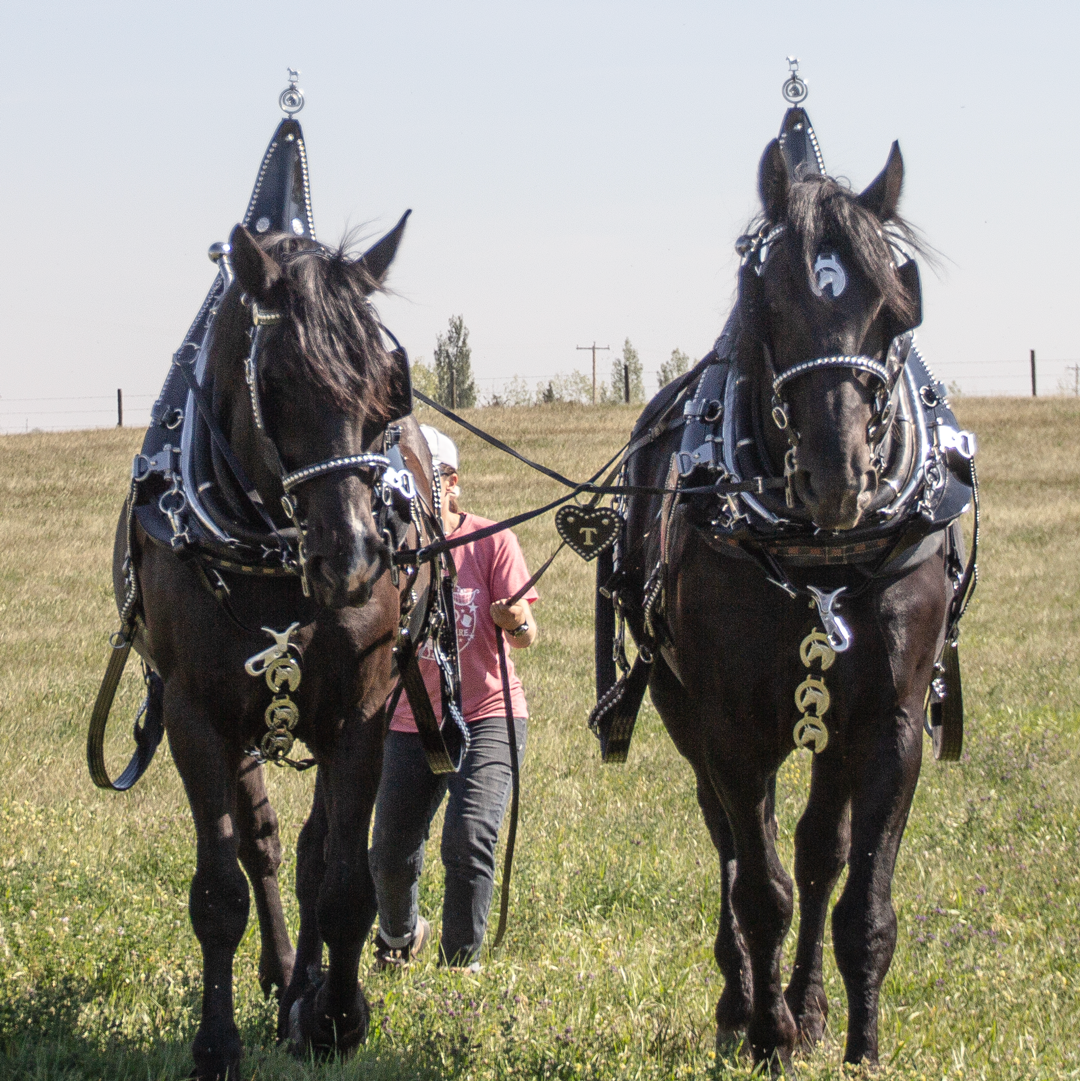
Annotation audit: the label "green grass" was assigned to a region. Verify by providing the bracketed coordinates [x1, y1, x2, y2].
[0, 396, 1077, 1080]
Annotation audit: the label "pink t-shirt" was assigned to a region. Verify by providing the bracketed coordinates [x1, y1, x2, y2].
[390, 513, 538, 732]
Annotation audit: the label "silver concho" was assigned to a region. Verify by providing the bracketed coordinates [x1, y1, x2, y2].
[291, 218, 305, 236]
[255, 216, 271, 234]
[811, 253, 847, 299]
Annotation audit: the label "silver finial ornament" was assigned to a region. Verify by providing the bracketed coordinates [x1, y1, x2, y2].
[279, 68, 305, 116]
[782, 56, 808, 104]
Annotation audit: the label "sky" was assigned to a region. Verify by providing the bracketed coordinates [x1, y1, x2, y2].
[2, 0, 1078, 432]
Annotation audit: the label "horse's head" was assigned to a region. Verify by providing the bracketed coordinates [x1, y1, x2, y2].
[211, 216, 412, 608]
[741, 140, 921, 531]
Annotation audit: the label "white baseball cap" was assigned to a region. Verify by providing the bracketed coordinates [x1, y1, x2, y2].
[420, 424, 459, 472]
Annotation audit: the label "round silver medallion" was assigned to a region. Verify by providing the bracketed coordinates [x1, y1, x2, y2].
[255, 216, 271, 234]
[291, 218, 305, 236]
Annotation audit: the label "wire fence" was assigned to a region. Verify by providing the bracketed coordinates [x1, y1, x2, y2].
[2, 358, 1077, 435]
[0, 394, 157, 435]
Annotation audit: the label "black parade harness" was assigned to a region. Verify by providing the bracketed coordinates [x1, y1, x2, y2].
[586, 252, 979, 765]
[88, 243, 469, 789]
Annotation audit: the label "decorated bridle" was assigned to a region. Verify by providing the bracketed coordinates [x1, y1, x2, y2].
[737, 223, 916, 506]
[231, 253, 417, 598]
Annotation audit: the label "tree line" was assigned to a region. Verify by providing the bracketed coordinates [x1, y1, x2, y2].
[411, 316, 691, 409]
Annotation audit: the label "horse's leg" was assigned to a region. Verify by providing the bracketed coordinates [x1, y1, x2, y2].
[785, 754, 852, 1048]
[169, 697, 249, 1081]
[646, 656, 754, 1035]
[295, 717, 383, 1056]
[279, 770, 327, 1040]
[700, 779, 754, 1040]
[831, 712, 922, 1064]
[712, 759, 796, 1070]
[234, 758, 295, 1000]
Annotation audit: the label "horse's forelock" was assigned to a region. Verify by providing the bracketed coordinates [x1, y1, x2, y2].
[782, 176, 919, 326]
[259, 233, 396, 422]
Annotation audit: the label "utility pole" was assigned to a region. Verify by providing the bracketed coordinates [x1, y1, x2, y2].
[1030, 349, 1037, 397]
[450, 366, 457, 410]
[1067, 362, 1080, 398]
[577, 342, 609, 405]
[624, 364, 630, 404]
[117, 388, 123, 427]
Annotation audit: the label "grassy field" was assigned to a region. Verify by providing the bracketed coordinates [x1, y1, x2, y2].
[0, 396, 1077, 1080]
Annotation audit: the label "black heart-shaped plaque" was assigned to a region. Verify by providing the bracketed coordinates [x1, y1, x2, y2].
[555, 505, 621, 562]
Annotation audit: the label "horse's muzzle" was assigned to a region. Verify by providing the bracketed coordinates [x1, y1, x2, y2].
[794, 467, 878, 532]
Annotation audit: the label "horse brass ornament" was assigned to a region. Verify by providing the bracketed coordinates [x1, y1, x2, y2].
[246, 624, 304, 761]
[798, 629, 836, 670]
[793, 634, 833, 754]
[555, 504, 620, 561]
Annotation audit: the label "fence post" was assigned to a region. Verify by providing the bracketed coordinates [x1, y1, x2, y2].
[1030, 350, 1037, 397]
[117, 388, 123, 427]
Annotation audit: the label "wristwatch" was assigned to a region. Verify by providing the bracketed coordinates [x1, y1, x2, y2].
[506, 621, 530, 639]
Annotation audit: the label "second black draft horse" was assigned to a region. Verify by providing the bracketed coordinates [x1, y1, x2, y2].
[114, 220, 436, 1080]
[619, 139, 957, 1068]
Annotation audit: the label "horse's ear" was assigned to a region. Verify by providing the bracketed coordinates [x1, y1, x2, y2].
[385, 347, 413, 422]
[758, 139, 789, 222]
[857, 142, 904, 221]
[229, 224, 283, 302]
[358, 209, 411, 290]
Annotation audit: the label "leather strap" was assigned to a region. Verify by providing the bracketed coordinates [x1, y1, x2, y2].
[490, 628, 520, 950]
[395, 626, 464, 776]
[591, 651, 653, 764]
[87, 641, 165, 791]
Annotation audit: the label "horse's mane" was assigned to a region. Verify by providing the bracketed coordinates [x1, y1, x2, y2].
[259, 232, 397, 421]
[757, 174, 925, 328]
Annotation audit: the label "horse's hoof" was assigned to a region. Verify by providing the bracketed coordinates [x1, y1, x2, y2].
[785, 985, 828, 1049]
[751, 1049, 797, 1079]
[191, 1024, 242, 1080]
[288, 981, 369, 1059]
[715, 986, 751, 1037]
[715, 1029, 749, 1061]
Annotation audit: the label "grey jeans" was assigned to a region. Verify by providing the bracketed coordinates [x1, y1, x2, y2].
[370, 715, 527, 965]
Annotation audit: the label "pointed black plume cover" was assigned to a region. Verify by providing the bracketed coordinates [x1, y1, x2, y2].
[778, 107, 826, 180]
[241, 118, 317, 240]
[170, 117, 317, 369]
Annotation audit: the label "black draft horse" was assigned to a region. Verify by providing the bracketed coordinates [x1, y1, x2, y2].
[113, 223, 434, 1079]
[621, 141, 948, 1068]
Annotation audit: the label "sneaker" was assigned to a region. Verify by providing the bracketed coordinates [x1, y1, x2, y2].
[374, 916, 430, 971]
[449, 961, 482, 975]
